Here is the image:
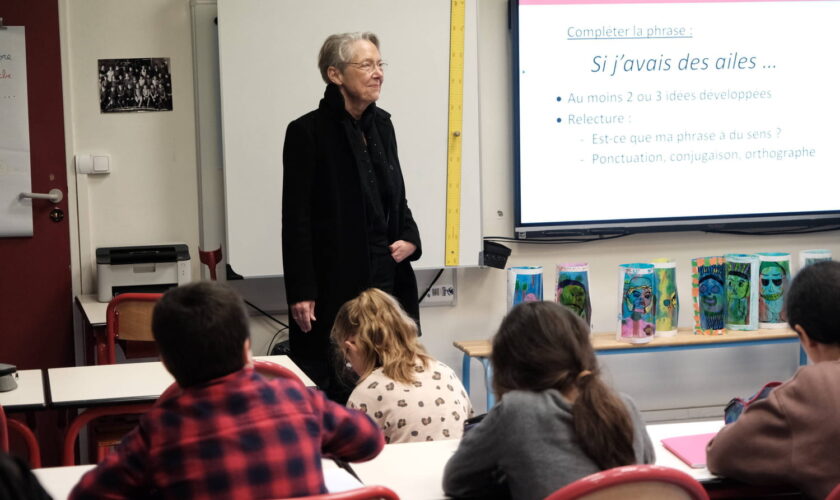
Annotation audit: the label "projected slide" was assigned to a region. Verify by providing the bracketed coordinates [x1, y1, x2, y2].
[517, 0, 840, 227]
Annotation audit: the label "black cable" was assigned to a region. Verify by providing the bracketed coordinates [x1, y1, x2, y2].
[483, 232, 630, 244]
[265, 327, 288, 355]
[418, 268, 445, 304]
[244, 299, 289, 328]
[706, 225, 840, 236]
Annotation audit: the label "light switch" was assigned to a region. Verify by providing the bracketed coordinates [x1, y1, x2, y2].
[93, 155, 110, 173]
[75, 153, 111, 175]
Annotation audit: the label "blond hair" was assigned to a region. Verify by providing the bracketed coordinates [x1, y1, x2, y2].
[332, 288, 430, 384]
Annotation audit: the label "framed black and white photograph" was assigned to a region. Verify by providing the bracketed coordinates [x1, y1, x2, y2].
[98, 57, 173, 113]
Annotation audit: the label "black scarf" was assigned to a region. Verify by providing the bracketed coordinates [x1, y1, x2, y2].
[323, 84, 394, 236]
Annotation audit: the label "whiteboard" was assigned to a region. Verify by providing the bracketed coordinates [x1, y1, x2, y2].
[216, 0, 481, 277]
[0, 27, 33, 237]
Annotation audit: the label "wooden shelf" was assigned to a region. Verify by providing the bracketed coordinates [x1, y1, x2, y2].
[454, 327, 797, 357]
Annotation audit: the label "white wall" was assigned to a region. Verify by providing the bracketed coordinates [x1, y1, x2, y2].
[61, 0, 201, 296]
[62, 0, 838, 419]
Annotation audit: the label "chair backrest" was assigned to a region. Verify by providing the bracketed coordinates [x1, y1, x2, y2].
[0, 405, 8, 452]
[545, 465, 709, 500]
[826, 483, 840, 500]
[276, 485, 400, 500]
[62, 402, 154, 465]
[62, 382, 181, 466]
[104, 293, 163, 364]
[1, 406, 41, 468]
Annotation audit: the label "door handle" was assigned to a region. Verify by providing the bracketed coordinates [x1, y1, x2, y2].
[19, 188, 64, 204]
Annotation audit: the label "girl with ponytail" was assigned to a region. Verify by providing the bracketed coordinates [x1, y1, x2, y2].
[332, 288, 472, 443]
[443, 301, 654, 500]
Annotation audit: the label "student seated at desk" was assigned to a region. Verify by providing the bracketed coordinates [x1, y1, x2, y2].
[442, 301, 654, 500]
[331, 288, 473, 443]
[70, 282, 384, 500]
[707, 261, 840, 500]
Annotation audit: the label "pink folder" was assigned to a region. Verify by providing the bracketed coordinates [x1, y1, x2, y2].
[661, 432, 717, 469]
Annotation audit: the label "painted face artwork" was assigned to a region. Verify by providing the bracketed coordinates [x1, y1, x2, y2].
[760, 265, 784, 301]
[560, 284, 586, 316]
[725, 262, 752, 325]
[699, 276, 724, 313]
[727, 274, 749, 299]
[698, 274, 725, 329]
[759, 261, 788, 323]
[625, 277, 653, 314]
[556, 265, 592, 322]
[620, 271, 655, 340]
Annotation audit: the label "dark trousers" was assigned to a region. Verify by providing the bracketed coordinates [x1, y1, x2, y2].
[289, 252, 396, 404]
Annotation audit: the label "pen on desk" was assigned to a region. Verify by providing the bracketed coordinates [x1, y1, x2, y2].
[332, 458, 361, 482]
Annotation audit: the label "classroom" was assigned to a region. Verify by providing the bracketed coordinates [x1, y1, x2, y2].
[2, 0, 839, 499]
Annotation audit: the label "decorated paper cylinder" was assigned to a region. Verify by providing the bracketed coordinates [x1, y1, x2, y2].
[757, 253, 791, 329]
[507, 266, 543, 310]
[691, 256, 726, 335]
[617, 263, 655, 344]
[555, 263, 592, 324]
[652, 258, 679, 337]
[724, 254, 760, 331]
[799, 249, 832, 269]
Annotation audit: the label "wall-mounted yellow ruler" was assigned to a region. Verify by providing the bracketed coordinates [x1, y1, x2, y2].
[445, 0, 466, 266]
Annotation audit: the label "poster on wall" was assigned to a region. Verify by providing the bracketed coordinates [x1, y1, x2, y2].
[98, 57, 173, 113]
[0, 26, 33, 237]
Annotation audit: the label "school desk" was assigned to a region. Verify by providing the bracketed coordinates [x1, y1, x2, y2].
[47, 356, 314, 408]
[32, 461, 359, 500]
[351, 438, 459, 500]
[74, 294, 108, 365]
[0, 369, 46, 411]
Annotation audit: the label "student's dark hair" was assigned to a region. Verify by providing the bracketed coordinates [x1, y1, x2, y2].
[786, 260, 840, 345]
[491, 301, 636, 470]
[152, 281, 250, 387]
[0, 451, 51, 500]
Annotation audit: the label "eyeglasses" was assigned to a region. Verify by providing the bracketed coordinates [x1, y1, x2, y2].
[346, 60, 387, 74]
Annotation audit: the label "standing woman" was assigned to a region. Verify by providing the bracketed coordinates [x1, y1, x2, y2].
[282, 32, 422, 403]
[443, 302, 654, 500]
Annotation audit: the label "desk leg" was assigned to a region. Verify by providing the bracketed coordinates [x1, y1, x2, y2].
[481, 357, 495, 409]
[461, 353, 471, 394]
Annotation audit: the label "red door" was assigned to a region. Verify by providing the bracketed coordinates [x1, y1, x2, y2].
[0, 1, 73, 464]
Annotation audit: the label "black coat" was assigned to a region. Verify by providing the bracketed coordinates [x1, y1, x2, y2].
[281, 84, 421, 391]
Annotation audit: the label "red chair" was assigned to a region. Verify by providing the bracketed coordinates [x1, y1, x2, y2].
[826, 483, 840, 500]
[102, 293, 163, 365]
[199, 246, 223, 281]
[276, 485, 399, 500]
[254, 360, 301, 382]
[0, 405, 42, 468]
[62, 382, 182, 465]
[79, 293, 163, 463]
[544, 464, 709, 500]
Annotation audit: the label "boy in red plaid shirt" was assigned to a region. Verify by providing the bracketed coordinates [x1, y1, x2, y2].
[70, 282, 384, 499]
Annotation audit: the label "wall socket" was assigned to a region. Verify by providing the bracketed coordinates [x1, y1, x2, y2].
[421, 268, 457, 307]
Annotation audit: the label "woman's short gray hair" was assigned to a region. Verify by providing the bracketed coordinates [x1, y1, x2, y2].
[318, 32, 380, 84]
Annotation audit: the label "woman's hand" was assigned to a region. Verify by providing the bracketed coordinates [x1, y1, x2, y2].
[389, 240, 416, 263]
[290, 300, 316, 332]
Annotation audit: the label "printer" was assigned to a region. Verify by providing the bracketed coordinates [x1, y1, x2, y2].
[97, 244, 191, 302]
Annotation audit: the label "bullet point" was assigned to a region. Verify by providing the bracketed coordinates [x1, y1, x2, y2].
[556, 118, 562, 123]
[556, 96, 562, 102]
